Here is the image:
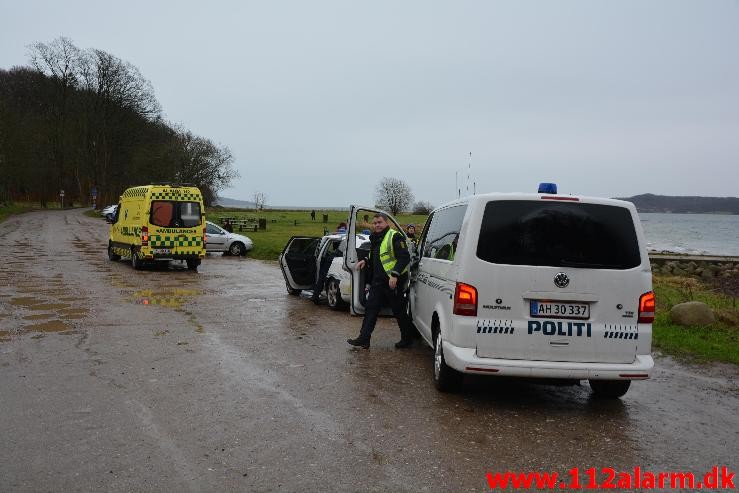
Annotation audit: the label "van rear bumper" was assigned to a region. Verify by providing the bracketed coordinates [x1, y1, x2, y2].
[443, 343, 654, 380]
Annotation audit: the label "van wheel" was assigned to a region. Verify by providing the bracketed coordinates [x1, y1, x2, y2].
[326, 278, 346, 310]
[229, 242, 244, 256]
[589, 379, 631, 398]
[433, 328, 462, 392]
[131, 250, 143, 270]
[108, 242, 120, 261]
[186, 259, 200, 271]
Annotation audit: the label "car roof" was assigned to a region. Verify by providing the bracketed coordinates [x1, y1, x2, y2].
[433, 192, 635, 213]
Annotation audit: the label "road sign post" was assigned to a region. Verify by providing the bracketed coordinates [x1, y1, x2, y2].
[60, 189, 65, 209]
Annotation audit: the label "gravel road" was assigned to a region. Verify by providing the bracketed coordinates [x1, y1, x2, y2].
[1, 209, 737, 492]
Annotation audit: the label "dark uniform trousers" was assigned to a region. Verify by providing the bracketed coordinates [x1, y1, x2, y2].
[358, 277, 414, 342]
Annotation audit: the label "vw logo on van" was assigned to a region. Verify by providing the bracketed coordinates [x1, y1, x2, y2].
[553, 272, 570, 288]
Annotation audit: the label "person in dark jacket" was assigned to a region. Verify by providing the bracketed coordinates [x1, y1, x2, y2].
[347, 213, 414, 349]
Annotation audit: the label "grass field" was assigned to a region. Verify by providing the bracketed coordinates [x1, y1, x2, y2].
[207, 208, 428, 261]
[652, 274, 739, 365]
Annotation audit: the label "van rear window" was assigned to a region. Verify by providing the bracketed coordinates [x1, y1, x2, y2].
[476, 200, 641, 269]
[150, 201, 202, 228]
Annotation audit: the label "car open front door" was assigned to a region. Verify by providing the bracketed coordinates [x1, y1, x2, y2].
[280, 236, 321, 291]
[344, 205, 407, 315]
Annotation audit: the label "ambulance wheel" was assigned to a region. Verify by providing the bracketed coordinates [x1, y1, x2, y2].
[186, 259, 200, 271]
[229, 242, 245, 256]
[108, 243, 120, 261]
[131, 250, 143, 270]
[326, 278, 345, 310]
[589, 379, 631, 399]
[433, 325, 462, 392]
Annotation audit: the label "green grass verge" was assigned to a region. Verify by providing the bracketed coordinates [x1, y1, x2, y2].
[0, 203, 34, 223]
[206, 209, 428, 262]
[652, 274, 739, 365]
[84, 209, 104, 219]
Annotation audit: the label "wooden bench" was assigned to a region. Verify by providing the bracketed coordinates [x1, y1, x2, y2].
[220, 217, 259, 232]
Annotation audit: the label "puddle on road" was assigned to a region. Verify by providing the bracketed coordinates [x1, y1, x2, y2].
[28, 303, 71, 311]
[22, 320, 70, 333]
[23, 313, 56, 320]
[130, 288, 202, 309]
[10, 297, 43, 307]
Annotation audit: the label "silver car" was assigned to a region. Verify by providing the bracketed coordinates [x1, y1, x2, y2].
[205, 221, 253, 256]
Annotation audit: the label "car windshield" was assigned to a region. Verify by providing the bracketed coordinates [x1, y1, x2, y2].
[150, 201, 201, 228]
[476, 200, 641, 269]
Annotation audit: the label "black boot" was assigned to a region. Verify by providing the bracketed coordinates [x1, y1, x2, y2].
[347, 337, 370, 349]
[394, 339, 413, 349]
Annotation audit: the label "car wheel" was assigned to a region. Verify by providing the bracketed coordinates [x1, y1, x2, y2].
[108, 242, 120, 261]
[186, 259, 200, 271]
[589, 379, 631, 399]
[131, 249, 143, 270]
[286, 281, 301, 295]
[326, 278, 346, 310]
[229, 242, 244, 256]
[433, 325, 462, 392]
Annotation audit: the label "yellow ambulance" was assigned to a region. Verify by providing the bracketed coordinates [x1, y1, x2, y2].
[107, 183, 206, 271]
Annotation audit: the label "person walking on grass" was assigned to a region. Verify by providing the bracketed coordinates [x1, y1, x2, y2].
[347, 213, 414, 349]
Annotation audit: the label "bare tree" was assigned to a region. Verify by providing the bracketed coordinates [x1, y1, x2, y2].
[171, 130, 239, 206]
[412, 200, 434, 215]
[253, 192, 267, 210]
[375, 177, 414, 216]
[27, 37, 80, 203]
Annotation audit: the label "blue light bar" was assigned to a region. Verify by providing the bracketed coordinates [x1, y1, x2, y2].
[538, 183, 557, 194]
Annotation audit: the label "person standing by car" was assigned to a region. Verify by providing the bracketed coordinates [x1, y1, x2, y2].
[405, 224, 416, 242]
[347, 213, 414, 349]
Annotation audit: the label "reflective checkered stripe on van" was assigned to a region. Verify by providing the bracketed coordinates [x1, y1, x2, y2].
[150, 235, 203, 249]
[149, 191, 201, 201]
[121, 187, 148, 198]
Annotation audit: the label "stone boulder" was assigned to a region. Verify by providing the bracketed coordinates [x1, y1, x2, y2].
[670, 301, 716, 326]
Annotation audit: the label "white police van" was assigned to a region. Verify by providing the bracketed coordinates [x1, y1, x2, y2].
[345, 184, 655, 398]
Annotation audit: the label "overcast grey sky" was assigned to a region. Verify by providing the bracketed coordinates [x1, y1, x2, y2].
[2, 0, 738, 206]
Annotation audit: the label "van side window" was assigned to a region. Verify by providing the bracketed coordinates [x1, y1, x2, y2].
[422, 205, 467, 260]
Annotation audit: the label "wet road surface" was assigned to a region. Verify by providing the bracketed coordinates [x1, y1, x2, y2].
[1, 209, 738, 492]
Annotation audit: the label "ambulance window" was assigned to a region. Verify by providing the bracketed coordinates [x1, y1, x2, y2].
[422, 205, 467, 260]
[476, 201, 641, 269]
[151, 201, 174, 227]
[180, 202, 201, 227]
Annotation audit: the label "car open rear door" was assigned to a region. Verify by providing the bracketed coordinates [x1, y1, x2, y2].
[280, 236, 321, 291]
[344, 205, 407, 315]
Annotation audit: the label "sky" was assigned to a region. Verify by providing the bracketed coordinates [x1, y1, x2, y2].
[2, 0, 738, 207]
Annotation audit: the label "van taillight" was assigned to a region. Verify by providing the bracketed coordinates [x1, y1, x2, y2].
[638, 291, 655, 323]
[141, 226, 149, 246]
[203, 226, 207, 244]
[453, 282, 477, 316]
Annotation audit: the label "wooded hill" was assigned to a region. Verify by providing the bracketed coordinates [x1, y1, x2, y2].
[617, 194, 739, 214]
[0, 37, 237, 207]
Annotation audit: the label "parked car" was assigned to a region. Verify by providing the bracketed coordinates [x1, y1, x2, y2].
[279, 233, 369, 309]
[343, 183, 654, 398]
[205, 221, 253, 256]
[100, 204, 117, 217]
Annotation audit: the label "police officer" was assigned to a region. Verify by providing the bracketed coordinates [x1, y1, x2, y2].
[347, 213, 414, 349]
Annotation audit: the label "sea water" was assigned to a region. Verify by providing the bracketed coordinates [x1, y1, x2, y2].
[640, 213, 739, 256]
